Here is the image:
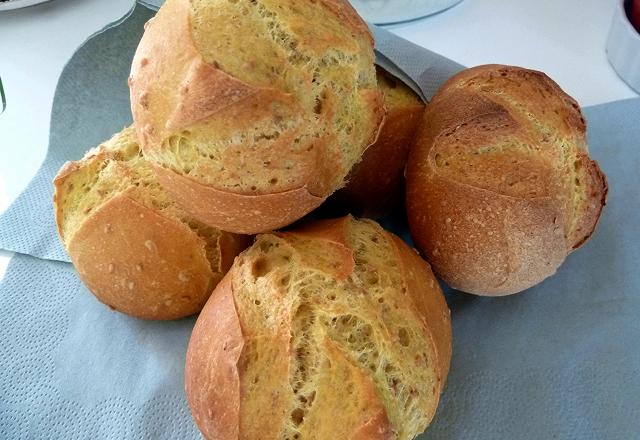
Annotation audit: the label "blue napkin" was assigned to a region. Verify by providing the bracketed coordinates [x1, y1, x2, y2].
[1, 2, 638, 439]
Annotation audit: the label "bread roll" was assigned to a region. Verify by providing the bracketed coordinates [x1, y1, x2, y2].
[185, 216, 451, 440]
[129, 0, 384, 234]
[323, 67, 425, 218]
[53, 127, 250, 320]
[406, 65, 608, 296]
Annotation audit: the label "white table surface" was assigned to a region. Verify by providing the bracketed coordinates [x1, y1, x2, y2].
[0, 0, 637, 280]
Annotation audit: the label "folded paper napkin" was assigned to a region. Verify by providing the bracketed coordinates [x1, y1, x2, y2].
[0, 2, 639, 439]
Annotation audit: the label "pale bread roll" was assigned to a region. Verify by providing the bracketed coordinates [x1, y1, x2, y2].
[53, 127, 250, 320]
[185, 216, 451, 440]
[129, 0, 384, 234]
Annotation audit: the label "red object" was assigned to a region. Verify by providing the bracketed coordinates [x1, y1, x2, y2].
[632, 0, 640, 32]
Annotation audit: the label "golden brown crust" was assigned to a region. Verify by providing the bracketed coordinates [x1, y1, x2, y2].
[130, 0, 194, 151]
[285, 217, 450, 436]
[53, 127, 250, 320]
[185, 273, 243, 440]
[406, 64, 607, 296]
[325, 89, 424, 218]
[388, 234, 452, 390]
[185, 216, 451, 439]
[164, 59, 256, 132]
[407, 166, 568, 296]
[130, 0, 383, 234]
[237, 336, 292, 440]
[315, 0, 374, 46]
[153, 163, 325, 235]
[284, 217, 355, 280]
[569, 153, 608, 249]
[316, 338, 393, 440]
[359, 87, 388, 158]
[67, 192, 216, 320]
[288, 216, 352, 242]
[218, 233, 255, 275]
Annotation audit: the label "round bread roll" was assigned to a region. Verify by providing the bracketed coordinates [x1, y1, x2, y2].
[185, 216, 451, 440]
[129, 0, 384, 234]
[53, 127, 250, 320]
[406, 65, 608, 296]
[323, 67, 425, 218]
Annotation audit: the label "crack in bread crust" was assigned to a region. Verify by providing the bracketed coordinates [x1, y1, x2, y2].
[132, 0, 382, 196]
[53, 127, 249, 320]
[130, 0, 384, 233]
[407, 65, 607, 295]
[228, 218, 450, 440]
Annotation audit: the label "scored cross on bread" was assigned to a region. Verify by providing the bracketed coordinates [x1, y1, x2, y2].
[407, 65, 608, 296]
[129, 0, 384, 234]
